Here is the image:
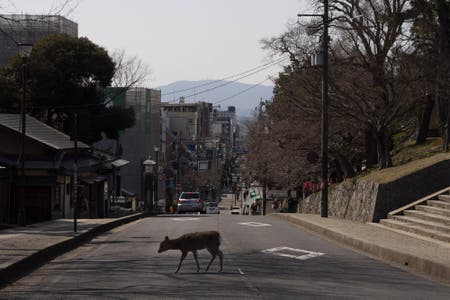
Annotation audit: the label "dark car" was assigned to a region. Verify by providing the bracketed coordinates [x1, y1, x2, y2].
[177, 192, 204, 213]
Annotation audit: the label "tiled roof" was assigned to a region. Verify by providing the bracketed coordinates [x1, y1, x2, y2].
[0, 114, 89, 150]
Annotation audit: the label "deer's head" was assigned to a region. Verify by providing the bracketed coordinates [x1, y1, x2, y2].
[158, 236, 171, 253]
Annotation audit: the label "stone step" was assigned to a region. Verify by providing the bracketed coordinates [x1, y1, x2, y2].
[380, 219, 450, 243]
[404, 209, 450, 226]
[415, 205, 450, 217]
[391, 215, 450, 232]
[427, 200, 450, 210]
[438, 194, 450, 203]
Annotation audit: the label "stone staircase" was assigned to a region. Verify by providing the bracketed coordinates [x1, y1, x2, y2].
[379, 187, 450, 243]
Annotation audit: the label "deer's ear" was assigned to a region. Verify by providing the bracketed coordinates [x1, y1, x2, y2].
[164, 236, 169, 241]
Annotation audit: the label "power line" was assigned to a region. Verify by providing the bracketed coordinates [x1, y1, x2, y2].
[162, 56, 287, 98]
[213, 77, 273, 105]
[162, 56, 285, 96]
[27, 75, 274, 110]
[26, 59, 284, 110]
[166, 60, 283, 103]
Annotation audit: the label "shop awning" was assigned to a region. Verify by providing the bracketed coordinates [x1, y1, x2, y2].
[105, 158, 130, 169]
[80, 175, 106, 184]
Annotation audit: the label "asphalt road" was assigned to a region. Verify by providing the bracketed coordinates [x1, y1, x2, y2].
[1, 212, 450, 299]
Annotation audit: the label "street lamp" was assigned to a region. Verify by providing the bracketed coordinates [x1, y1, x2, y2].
[154, 147, 160, 211]
[17, 43, 32, 226]
[142, 157, 156, 212]
[298, 0, 329, 218]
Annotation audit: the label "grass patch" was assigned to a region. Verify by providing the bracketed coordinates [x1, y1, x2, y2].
[366, 152, 450, 184]
[358, 138, 450, 184]
[392, 137, 443, 166]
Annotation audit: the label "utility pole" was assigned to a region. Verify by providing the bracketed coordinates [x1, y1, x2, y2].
[298, 0, 329, 217]
[18, 56, 27, 226]
[321, 0, 329, 218]
[73, 112, 78, 232]
[141, 158, 145, 211]
[154, 147, 159, 210]
[262, 164, 267, 216]
[17, 43, 32, 226]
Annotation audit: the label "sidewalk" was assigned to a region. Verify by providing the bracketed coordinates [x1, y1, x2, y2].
[274, 213, 450, 285]
[0, 213, 146, 287]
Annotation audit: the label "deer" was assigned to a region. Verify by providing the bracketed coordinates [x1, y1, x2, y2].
[157, 231, 223, 273]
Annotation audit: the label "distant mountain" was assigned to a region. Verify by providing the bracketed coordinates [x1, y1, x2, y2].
[156, 80, 274, 118]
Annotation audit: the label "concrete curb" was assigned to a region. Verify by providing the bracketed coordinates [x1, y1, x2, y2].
[274, 214, 450, 285]
[0, 212, 148, 287]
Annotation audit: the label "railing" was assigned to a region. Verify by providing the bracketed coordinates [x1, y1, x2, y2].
[388, 185, 450, 217]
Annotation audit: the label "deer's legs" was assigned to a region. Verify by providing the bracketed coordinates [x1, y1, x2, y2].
[175, 251, 187, 273]
[192, 250, 200, 272]
[217, 249, 223, 272]
[205, 253, 216, 272]
[206, 247, 223, 272]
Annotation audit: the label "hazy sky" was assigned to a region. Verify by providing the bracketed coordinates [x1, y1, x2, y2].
[7, 0, 307, 88]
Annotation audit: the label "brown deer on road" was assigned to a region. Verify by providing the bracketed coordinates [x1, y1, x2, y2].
[157, 231, 223, 273]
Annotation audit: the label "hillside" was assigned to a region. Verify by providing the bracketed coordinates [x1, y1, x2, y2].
[156, 80, 274, 117]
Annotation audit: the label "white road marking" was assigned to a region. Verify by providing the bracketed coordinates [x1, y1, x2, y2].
[262, 246, 325, 260]
[238, 222, 272, 227]
[170, 218, 200, 221]
[238, 268, 245, 275]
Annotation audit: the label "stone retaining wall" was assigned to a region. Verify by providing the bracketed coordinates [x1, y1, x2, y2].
[298, 158, 450, 222]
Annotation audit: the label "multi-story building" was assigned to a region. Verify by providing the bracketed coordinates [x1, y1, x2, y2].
[161, 99, 215, 203]
[95, 87, 161, 204]
[161, 98, 212, 152]
[212, 106, 238, 152]
[0, 14, 78, 65]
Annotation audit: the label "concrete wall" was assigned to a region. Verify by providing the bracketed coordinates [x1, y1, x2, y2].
[299, 158, 450, 222]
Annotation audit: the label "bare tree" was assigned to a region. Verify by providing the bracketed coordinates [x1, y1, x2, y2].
[111, 49, 151, 89]
[434, 0, 450, 150]
[262, 0, 416, 169]
[104, 49, 151, 106]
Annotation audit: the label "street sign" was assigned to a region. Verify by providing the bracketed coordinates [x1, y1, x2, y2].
[268, 190, 297, 198]
[198, 160, 209, 171]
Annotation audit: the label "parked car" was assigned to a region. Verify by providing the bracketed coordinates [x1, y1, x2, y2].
[177, 192, 204, 213]
[206, 202, 220, 214]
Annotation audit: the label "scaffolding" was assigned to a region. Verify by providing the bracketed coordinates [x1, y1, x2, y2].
[0, 14, 78, 65]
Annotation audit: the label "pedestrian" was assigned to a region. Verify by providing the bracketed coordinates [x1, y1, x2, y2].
[272, 198, 279, 210]
[280, 198, 288, 213]
[287, 191, 295, 213]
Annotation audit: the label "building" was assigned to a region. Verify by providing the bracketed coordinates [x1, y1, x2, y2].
[212, 106, 237, 150]
[161, 98, 212, 152]
[0, 114, 121, 224]
[161, 99, 228, 205]
[0, 14, 78, 65]
[95, 87, 161, 205]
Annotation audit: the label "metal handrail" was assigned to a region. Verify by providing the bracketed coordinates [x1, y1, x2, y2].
[388, 185, 450, 216]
